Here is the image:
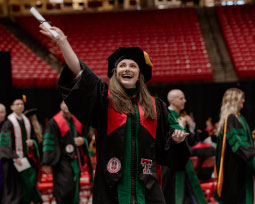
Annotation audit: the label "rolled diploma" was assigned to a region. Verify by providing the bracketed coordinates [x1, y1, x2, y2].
[30, 7, 59, 39]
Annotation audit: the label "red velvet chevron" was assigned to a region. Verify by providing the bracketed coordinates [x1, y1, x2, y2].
[53, 112, 82, 137]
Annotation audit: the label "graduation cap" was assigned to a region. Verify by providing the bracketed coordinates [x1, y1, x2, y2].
[107, 47, 153, 82]
[10, 93, 27, 104]
[24, 108, 37, 117]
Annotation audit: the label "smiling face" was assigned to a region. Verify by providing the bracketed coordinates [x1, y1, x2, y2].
[116, 59, 140, 89]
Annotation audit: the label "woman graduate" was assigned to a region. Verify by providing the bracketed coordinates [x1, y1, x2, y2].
[215, 88, 255, 204]
[39, 25, 190, 204]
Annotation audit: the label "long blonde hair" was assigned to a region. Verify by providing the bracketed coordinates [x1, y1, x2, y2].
[217, 88, 244, 134]
[108, 71, 157, 120]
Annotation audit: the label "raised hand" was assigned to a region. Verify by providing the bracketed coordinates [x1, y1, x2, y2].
[39, 24, 66, 42]
[184, 115, 195, 126]
[74, 137, 85, 147]
[39, 24, 81, 75]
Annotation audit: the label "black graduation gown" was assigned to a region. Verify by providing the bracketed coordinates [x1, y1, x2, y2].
[0, 120, 5, 201]
[58, 61, 190, 204]
[0, 119, 42, 204]
[41, 112, 92, 204]
[215, 114, 255, 204]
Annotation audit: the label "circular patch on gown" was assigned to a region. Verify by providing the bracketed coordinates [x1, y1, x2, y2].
[107, 157, 121, 173]
[65, 144, 74, 153]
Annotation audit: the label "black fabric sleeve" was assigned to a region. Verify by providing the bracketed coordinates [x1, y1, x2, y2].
[155, 98, 190, 170]
[186, 131, 199, 147]
[41, 119, 61, 166]
[81, 124, 91, 145]
[0, 120, 18, 160]
[226, 114, 255, 162]
[58, 60, 108, 128]
[236, 146, 255, 162]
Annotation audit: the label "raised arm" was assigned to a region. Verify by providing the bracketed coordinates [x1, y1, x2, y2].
[39, 25, 81, 76]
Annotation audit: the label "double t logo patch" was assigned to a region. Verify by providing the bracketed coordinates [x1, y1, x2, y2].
[141, 158, 152, 175]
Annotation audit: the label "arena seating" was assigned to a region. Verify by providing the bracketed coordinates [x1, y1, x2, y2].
[0, 24, 59, 87]
[15, 8, 213, 83]
[217, 5, 255, 78]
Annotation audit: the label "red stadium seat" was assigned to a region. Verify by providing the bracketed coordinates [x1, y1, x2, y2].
[217, 5, 255, 79]
[37, 171, 93, 204]
[0, 24, 59, 88]
[15, 8, 212, 83]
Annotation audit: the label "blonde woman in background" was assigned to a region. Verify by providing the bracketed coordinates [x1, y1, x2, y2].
[215, 88, 255, 204]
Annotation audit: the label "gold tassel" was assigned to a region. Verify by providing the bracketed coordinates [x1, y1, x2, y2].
[22, 94, 27, 103]
[144, 51, 153, 67]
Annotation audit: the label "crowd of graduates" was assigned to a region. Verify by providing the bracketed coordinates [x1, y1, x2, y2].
[0, 98, 95, 204]
[0, 23, 254, 204]
[0, 85, 253, 204]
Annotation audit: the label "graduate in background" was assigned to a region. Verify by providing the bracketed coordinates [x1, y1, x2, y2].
[24, 108, 43, 144]
[162, 89, 207, 204]
[0, 94, 42, 204]
[215, 88, 255, 204]
[0, 103, 6, 201]
[0, 104, 6, 130]
[41, 101, 92, 204]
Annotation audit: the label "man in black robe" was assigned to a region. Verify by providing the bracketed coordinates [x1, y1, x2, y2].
[41, 100, 92, 204]
[0, 104, 6, 130]
[162, 89, 207, 204]
[0, 103, 6, 201]
[0, 95, 42, 204]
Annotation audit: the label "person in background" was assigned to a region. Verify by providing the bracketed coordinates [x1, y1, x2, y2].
[167, 89, 209, 145]
[0, 104, 6, 130]
[162, 89, 207, 204]
[39, 24, 189, 204]
[191, 117, 216, 182]
[252, 128, 255, 145]
[41, 101, 92, 204]
[0, 103, 6, 201]
[0, 94, 42, 204]
[215, 88, 255, 204]
[24, 108, 43, 144]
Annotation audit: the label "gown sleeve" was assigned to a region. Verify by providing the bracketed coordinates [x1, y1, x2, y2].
[155, 98, 190, 170]
[0, 120, 17, 160]
[225, 114, 255, 162]
[41, 119, 61, 166]
[58, 60, 108, 129]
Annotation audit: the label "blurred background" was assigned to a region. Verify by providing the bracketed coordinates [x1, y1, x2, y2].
[0, 0, 255, 132]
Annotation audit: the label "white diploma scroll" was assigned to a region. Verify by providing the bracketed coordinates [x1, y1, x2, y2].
[30, 7, 59, 39]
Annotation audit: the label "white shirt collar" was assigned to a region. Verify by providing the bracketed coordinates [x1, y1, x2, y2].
[14, 113, 23, 120]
